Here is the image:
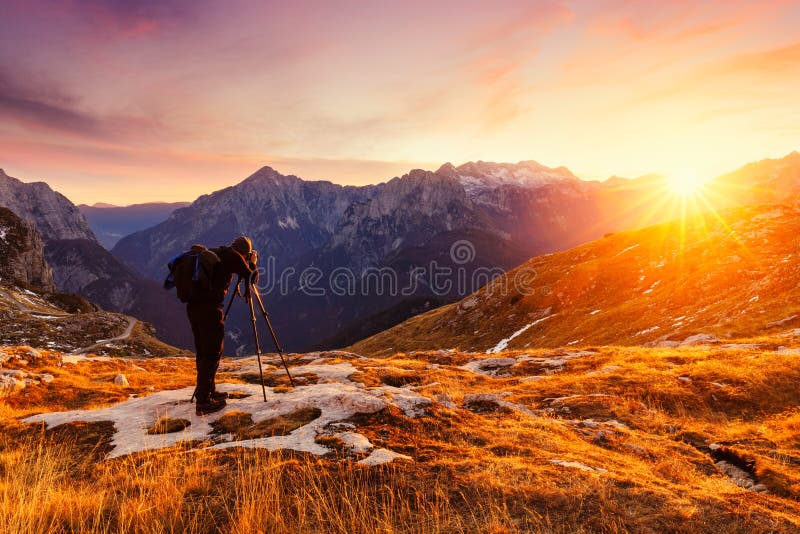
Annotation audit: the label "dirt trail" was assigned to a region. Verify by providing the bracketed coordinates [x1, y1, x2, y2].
[0, 288, 32, 312]
[0, 288, 71, 317]
[71, 317, 138, 355]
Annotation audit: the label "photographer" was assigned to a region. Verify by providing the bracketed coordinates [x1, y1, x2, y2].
[187, 236, 258, 415]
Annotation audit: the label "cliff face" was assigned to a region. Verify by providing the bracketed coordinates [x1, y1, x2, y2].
[0, 169, 96, 241]
[0, 171, 191, 348]
[0, 207, 55, 291]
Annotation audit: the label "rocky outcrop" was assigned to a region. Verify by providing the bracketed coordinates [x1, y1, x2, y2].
[328, 169, 498, 272]
[0, 169, 96, 241]
[0, 171, 192, 348]
[0, 207, 55, 291]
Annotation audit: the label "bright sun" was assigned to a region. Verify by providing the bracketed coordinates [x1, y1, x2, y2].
[667, 171, 706, 197]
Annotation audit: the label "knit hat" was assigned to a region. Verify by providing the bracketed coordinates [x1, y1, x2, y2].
[231, 236, 253, 256]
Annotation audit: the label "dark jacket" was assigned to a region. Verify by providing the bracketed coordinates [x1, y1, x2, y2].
[190, 246, 254, 306]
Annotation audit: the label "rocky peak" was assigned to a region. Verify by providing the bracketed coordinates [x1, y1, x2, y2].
[0, 207, 55, 291]
[440, 160, 581, 203]
[0, 170, 96, 242]
[241, 165, 289, 185]
[435, 162, 459, 178]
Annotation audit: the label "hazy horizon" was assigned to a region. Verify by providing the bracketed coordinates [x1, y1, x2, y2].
[1, 149, 792, 207]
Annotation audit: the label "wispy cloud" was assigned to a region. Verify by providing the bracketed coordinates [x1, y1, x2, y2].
[5, 0, 193, 38]
[0, 65, 164, 142]
[465, 2, 574, 129]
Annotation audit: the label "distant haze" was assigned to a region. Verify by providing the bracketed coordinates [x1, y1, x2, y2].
[79, 202, 191, 249]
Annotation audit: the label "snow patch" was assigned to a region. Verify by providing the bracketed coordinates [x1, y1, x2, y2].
[24, 379, 431, 459]
[337, 432, 373, 454]
[487, 315, 553, 353]
[277, 215, 300, 230]
[358, 448, 412, 466]
[615, 244, 640, 257]
[636, 326, 660, 336]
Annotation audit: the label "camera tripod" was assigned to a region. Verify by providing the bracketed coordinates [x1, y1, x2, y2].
[191, 276, 295, 404]
[225, 276, 296, 401]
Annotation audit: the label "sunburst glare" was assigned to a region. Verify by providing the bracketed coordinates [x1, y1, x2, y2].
[666, 170, 707, 197]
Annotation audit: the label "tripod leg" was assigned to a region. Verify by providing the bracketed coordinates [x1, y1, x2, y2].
[246, 291, 268, 402]
[223, 281, 238, 321]
[251, 284, 295, 388]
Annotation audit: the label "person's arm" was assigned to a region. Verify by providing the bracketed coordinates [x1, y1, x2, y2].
[222, 247, 255, 279]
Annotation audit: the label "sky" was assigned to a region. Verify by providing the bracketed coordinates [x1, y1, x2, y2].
[1, 0, 799, 205]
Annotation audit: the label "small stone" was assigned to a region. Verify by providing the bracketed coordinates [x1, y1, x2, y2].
[113, 374, 130, 387]
[0, 375, 26, 397]
[1, 369, 26, 379]
[21, 347, 40, 359]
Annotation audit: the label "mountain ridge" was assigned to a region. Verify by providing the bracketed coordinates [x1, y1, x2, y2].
[350, 199, 800, 355]
[111, 152, 800, 352]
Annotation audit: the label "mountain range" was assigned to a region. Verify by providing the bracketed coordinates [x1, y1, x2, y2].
[78, 202, 190, 249]
[0, 169, 191, 348]
[3, 152, 799, 353]
[112, 154, 800, 352]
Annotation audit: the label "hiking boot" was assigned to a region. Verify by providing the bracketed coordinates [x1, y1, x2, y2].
[196, 398, 226, 416]
[210, 390, 228, 401]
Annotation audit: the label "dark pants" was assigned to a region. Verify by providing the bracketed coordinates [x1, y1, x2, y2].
[187, 303, 224, 403]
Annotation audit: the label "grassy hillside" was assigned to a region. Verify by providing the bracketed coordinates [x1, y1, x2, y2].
[350, 201, 800, 355]
[2, 342, 800, 532]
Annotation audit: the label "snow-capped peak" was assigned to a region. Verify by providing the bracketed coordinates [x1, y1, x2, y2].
[438, 160, 579, 199]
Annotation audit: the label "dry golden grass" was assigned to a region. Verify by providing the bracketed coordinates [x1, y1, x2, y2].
[0, 430, 534, 534]
[3, 343, 800, 532]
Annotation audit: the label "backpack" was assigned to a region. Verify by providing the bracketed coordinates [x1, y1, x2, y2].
[163, 244, 221, 303]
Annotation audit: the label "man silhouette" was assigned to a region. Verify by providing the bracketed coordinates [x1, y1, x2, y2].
[187, 236, 257, 415]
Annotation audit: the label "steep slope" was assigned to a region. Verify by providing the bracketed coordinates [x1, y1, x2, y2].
[79, 202, 191, 249]
[0, 210, 180, 356]
[42, 238, 192, 348]
[0, 207, 54, 291]
[0, 169, 95, 241]
[0, 286, 182, 356]
[0, 170, 191, 347]
[351, 200, 800, 355]
[713, 151, 800, 206]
